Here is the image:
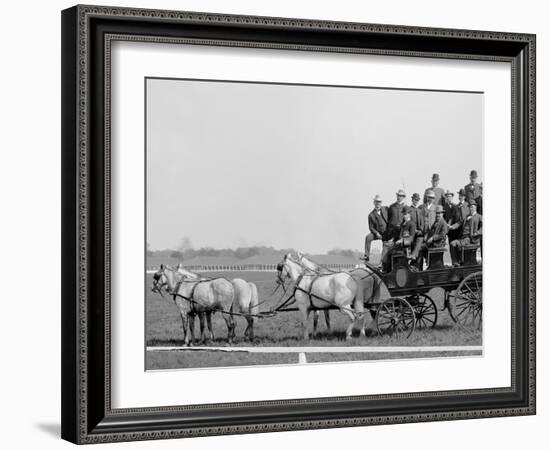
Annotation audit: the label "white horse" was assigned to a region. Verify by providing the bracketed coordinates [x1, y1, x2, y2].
[153, 265, 259, 344]
[294, 252, 332, 335]
[295, 252, 391, 334]
[231, 278, 260, 341]
[277, 254, 364, 340]
[176, 264, 259, 341]
[153, 265, 236, 345]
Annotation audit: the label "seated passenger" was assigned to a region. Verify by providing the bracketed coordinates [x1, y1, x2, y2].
[382, 207, 416, 271]
[450, 200, 482, 267]
[396, 208, 416, 250]
[363, 195, 388, 262]
[416, 205, 449, 268]
[410, 190, 437, 268]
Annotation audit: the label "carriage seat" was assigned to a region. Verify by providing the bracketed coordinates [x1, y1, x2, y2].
[427, 247, 445, 269]
[390, 250, 409, 271]
[462, 244, 480, 266]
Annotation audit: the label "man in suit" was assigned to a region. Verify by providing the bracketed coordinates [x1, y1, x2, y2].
[409, 193, 424, 235]
[426, 205, 449, 248]
[442, 190, 460, 242]
[411, 189, 437, 266]
[396, 208, 416, 249]
[450, 200, 483, 266]
[464, 169, 483, 214]
[363, 195, 388, 262]
[387, 189, 407, 241]
[408, 193, 424, 262]
[423, 173, 445, 205]
[449, 188, 470, 241]
[416, 205, 449, 268]
[382, 207, 416, 270]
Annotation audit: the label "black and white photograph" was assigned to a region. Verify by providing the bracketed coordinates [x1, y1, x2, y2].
[54, 2, 538, 446]
[146, 77, 484, 370]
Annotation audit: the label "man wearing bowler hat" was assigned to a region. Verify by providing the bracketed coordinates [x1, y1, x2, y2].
[409, 193, 424, 236]
[387, 189, 408, 241]
[363, 195, 388, 262]
[464, 169, 483, 214]
[382, 206, 417, 270]
[442, 190, 459, 225]
[449, 188, 470, 241]
[411, 189, 437, 266]
[426, 205, 449, 248]
[408, 193, 424, 263]
[423, 173, 445, 205]
[417, 205, 449, 267]
[450, 200, 482, 266]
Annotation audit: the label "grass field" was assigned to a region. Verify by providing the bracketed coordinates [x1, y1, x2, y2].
[146, 271, 482, 369]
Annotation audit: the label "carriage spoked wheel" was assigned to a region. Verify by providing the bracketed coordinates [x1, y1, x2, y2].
[375, 297, 416, 338]
[406, 294, 438, 329]
[449, 271, 482, 331]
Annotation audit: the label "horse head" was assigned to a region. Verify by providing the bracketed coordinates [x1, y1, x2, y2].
[151, 264, 175, 297]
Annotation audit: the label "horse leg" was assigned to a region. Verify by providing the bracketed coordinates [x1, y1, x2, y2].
[324, 310, 331, 333]
[297, 300, 310, 340]
[198, 313, 206, 344]
[188, 312, 196, 345]
[358, 313, 367, 338]
[354, 297, 367, 339]
[313, 311, 319, 336]
[180, 312, 190, 346]
[206, 312, 214, 341]
[338, 305, 357, 341]
[223, 314, 235, 344]
[245, 316, 254, 341]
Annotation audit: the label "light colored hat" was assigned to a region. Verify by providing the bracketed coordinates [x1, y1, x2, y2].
[396, 189, 406, 196]
[435, 205, 444, 213]
[426, 189, 435, 198]
[469, 199, 477, 206]
[373, 195, 382, 202]
[445, 190, 454, 196]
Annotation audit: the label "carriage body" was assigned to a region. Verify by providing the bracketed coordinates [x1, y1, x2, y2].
[366, 247, 482, 337]
[382, 250, 481, 297]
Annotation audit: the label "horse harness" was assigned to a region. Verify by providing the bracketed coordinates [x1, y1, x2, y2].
[171, 278, 210, 311]
[169, 276, 267, 319]
[293, 273, 338, 310]
[291, 268, 381, 313]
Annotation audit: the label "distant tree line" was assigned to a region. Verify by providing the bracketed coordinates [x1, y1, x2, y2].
[147, 243, 363, 260]
[149, 246, 295, 261]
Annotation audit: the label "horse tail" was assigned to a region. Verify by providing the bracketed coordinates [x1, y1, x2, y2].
[248, 282, 259, 316]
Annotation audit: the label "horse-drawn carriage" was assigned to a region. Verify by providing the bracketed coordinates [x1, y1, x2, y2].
[365, 244, 482, 338]
[151, 243, 482, 343]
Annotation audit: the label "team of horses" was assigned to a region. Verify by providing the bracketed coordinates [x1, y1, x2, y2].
[151, 253, 390, 345]
[152, 264, 259, 345]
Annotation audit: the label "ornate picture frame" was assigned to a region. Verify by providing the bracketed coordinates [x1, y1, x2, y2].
[61, 5, 535, 444]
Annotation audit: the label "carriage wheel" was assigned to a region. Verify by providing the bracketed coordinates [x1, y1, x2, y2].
[449, 271, 482, 331]
[375, 298, 416, 338]
[407, 294, 438, 329]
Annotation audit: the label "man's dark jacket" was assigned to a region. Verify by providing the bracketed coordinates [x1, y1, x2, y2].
[368, 207, 388, 239]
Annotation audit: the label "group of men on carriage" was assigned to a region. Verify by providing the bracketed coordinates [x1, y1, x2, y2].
[363, 170, 483, 271]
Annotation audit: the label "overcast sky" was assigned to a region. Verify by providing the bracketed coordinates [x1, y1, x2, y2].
[146, 78, 483, 254]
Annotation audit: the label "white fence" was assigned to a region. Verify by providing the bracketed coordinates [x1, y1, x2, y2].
[146, 263, 359, 272]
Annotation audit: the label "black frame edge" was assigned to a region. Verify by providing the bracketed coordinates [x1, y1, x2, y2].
[61, 5, 79, 445]
[61, 5, 536, 444]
